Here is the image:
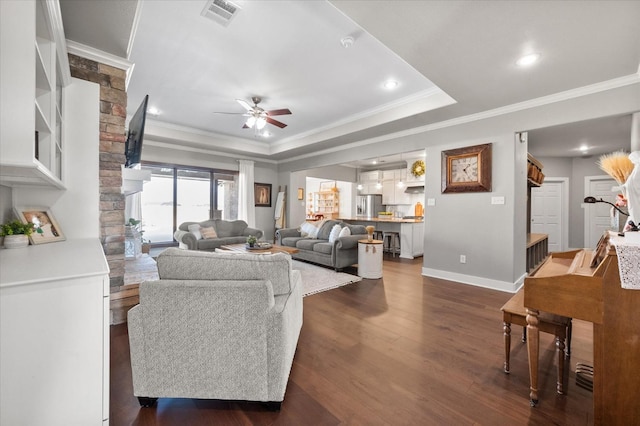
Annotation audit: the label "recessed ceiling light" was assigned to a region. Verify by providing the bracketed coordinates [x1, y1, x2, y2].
[579, 144, 589, 153]
[383, 79, 399, 90]
[147, 107, 160, 115]
[372, 160, 377, 165]
[517, 53, 540, 67]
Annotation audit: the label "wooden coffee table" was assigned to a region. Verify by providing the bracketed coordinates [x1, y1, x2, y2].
[219, 243, 299, 255]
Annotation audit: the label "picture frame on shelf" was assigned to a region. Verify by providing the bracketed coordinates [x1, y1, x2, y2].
[441, 143, 492, 193]
[254, 183, 272, 207]
[15, 207, 65, 245]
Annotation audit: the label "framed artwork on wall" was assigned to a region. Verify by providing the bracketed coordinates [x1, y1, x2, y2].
[441, 143, 492, 193]
[297, 188, 304, 200]
[15, 207, 66, 244]
[254, 183, 272, 207]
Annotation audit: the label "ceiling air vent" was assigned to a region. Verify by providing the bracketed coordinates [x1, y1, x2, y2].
[201, 0, 241, 27]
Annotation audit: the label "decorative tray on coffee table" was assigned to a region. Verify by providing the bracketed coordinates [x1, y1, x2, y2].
[246, 242, 272, 250]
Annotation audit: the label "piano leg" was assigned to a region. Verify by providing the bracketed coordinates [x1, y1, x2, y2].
[556, 336, 565, 394]
[526, 308, 540, 406]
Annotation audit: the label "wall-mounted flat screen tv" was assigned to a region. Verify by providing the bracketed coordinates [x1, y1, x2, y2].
[124, 95, 149, 168]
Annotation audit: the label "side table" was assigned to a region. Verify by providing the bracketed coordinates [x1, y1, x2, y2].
[358, 239, 383, 279]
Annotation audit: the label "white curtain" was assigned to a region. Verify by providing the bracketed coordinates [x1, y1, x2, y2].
[125, 192, 142, 223]
[238, 159, 256, 227]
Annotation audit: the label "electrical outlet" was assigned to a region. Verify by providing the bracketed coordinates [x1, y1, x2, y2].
[460, 255, 466, 264]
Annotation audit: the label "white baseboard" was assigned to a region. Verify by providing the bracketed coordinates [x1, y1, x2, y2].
[421, 268, 525, 293]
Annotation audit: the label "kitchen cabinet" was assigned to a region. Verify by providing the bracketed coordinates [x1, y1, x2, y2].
[382, 169, 411, 205]
[0, 0, 71, 188]
[359, 183, 382, 195]
[360, 171, 380, 183]
[358, 171, 383, 194]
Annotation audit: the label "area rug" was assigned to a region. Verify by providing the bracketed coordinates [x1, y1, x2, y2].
[292, 260, 362, 297]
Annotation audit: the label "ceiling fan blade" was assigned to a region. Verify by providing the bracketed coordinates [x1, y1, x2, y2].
[266, 116, 287, 128]
[236, 99, 253, 111]
[266, 108, 291, 116]
[242, 123, 250, 129]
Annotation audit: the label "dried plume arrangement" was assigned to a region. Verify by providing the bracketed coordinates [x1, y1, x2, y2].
[597, 151, 634, 185]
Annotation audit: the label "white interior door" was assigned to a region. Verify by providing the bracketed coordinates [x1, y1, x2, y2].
[531, 181, 564, 252]
[585, 177, 617, 248]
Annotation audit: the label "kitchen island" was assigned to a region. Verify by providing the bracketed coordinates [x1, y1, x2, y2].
[339, 217, 424, 259]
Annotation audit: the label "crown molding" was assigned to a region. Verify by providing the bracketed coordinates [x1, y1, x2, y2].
[144, 140, 278, 165]
[270, 87, 453, 151]
[144, 118, 269, 153]
[279, 73, 640, 164]
[66, 40, 134, 73]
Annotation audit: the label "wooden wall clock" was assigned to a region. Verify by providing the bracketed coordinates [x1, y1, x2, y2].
[441, 143, 492, 193]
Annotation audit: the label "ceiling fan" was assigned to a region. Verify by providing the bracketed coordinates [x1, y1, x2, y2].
[215, 96, 291, 130]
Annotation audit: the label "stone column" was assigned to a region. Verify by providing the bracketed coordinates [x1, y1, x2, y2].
[68, 54, 127, 288]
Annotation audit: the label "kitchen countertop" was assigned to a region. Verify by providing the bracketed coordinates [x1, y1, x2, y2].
[339, 217, 424, 224]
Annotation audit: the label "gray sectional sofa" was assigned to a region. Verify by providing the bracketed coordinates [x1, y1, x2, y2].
[173, 219, 263, 251]
[275, 220, 367, 270]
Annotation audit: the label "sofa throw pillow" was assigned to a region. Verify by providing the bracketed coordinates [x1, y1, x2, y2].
[187, 224, 203, 240]
[338, 226, 351, 238]
[300, 221, 320, 239]
[200, 226, 218, 239]
[299, 221, 311, 238]
[328, 224, 342, 243]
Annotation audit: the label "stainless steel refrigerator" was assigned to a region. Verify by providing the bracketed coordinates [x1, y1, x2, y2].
[356, 194, 383, 218]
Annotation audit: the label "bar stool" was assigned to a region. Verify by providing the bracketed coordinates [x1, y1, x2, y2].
[382, 231, 400, 257]
[373, 230, 384, 241]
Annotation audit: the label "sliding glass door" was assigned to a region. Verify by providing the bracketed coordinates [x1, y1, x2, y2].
[176, 169, 211, 226]
[140, 163, 238, 245]
[140, 165, 174, 244]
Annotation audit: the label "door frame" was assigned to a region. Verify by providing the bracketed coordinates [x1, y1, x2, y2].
[583, 175, 617, 248]
[532, 177, 569, 252]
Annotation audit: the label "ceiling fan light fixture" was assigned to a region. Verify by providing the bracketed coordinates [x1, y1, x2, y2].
[245, 116, 257, 128]
[256, 116, 267, 130]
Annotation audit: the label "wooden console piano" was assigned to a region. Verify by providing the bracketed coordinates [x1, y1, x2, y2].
[524, 232, 640, 425]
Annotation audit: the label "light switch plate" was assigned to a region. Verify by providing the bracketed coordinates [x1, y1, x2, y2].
[491, 196, 505, 205]
[427, 198, 436, 206]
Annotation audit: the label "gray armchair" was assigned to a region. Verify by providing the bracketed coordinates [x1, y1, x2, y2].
[127, 248, 303, 410]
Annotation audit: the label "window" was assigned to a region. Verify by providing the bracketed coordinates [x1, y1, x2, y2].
[141, 163, 238, 245]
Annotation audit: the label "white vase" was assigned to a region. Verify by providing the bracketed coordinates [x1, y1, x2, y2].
[3, 234, 29, 249]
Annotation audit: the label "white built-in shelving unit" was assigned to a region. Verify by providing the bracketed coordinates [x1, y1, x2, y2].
[1, 0, 70, 188]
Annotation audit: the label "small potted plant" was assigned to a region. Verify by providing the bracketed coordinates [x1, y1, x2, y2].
[141, 238, 151, 254]
[0, 219, 37, 249]
[246, 235, 257, 248]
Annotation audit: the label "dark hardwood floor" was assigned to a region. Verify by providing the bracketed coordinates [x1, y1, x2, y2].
[110, 256, 594, 425]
